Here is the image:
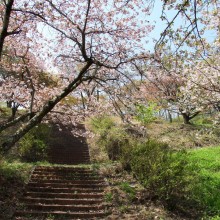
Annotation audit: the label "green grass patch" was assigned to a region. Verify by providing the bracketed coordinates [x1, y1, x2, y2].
[0, 159, 34, 219]
[119, 182, 136, 200]
[0, 160, 33, 183]
[188, 146, 220, 217]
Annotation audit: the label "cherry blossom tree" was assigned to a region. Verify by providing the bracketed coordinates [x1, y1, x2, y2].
[1, 0, 154, 151]
[149, 0, 220, 123]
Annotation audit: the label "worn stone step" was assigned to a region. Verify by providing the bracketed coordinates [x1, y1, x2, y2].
[48, 156, 90, 159]
[25, 192, 104, 199]
[26, 186, 104, 193]
[32, 171, 93, 175]
[33, 168, 94, 174]
[34, 167, 92, 172]
[49, 151, 89, 154]
[48, 159, 90, 162]
[24, 203, 105, 212]
[28, 182, 106, 189]
[31, 176, 102, 181]
[49, 149, 89, 152]
[49, 148, 89, 151]
[48, 153, 90, 157]
[21, 197, 103, 205]
[14, 210, 107, 219]
[29, 179, 105, 185]
[31, 173, 100, 178]
[49, 155, 90, 158]
[48, 160, 90, 164]
[48, 153, 90, 156]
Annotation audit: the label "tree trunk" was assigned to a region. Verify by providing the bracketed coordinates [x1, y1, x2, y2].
[181, 113, 191, 124]
[11, 105, 18, 121]
[0, 112, 30, 133]
[2, 61, 93, 153]
[0, 0, 14, 60]
[168, 110, 172, 123]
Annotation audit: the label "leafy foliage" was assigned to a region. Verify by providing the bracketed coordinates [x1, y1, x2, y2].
[135, 102, 158, 125]
[89, 115, 129, 160]
[119, 182, 136, 201]
[0, 160, 32, 183]
[88, 115, 220, 218]
[130, 141, 197, 208]
[18, 124, 51, 162]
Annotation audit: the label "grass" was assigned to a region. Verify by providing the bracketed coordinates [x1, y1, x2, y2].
[0, 159, 34, 182]
[187, 146, 220, 217]
[147, 120, 220, 149]
[0, 159, 34, 219]
[119, 182, 136, 200]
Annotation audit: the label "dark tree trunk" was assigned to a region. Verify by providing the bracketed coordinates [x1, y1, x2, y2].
[11, 106, 18, 121]
[0, 0, 14, 60]
[181, 113, 191, 124]
[0, 113, 30, 133]
[6, 101, 19, 121]
[168, 110, 172, 123]
[180, 110, 200, 125]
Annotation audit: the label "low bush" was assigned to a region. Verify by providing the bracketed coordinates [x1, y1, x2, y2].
[88, 115, 130, 160]
[135, 102, 158, 125]
[18, 123, 51, 162]
[119, 182, 136, 200]
[130, 140, 197, 208]
[88, 115, 220, 218]
[0, 160, 33, 183]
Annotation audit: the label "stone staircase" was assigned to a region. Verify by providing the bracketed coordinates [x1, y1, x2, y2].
[47, 124, 90, 165]
[14, 166, 108, 219]
[14, 123, 109, 219]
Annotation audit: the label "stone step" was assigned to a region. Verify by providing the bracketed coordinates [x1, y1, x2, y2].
[48, 145, 89, 148]
[15, 163, 109, 219]
[48, 154, 90, 157]
[29, 179, 105, 185]
[32, 176, 103, 183]
[25, 192, 104, 199]
[48, 156, 90, 160]
[48, 147, 89, 150]
[23, 203, 105, 212]
[14, 210, 107, 219]
[48, 159, 90, 165]
[48, 152, 90, 156]
[34, 167, 92, 172]
[28, 182, 106, 189]
[21, 197, 103, 205]
[31, 176, 102, 181]
[49, 155, 90, 158]
[48, 147, 89, 151]
[48, 156, 90, 159]
[26, 186, 104, 193]
[32, 171, 93, 175]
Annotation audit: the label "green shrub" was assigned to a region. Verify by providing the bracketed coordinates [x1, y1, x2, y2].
[0, 160, 32, 183]
[104, 192, 113, 203]
[89, 115, 129, 160]
[119, 182, 136, 200]
[89, 115, 115, 136]
[130, 140, 197, 208]
[18, 124, 51, 162]
[135, 102, 158, 125]
[191, 115, 213, 126]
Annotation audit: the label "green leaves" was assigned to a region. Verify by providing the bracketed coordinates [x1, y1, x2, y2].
[18, 123, 51, 162]
[135, 102, 158, 125]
